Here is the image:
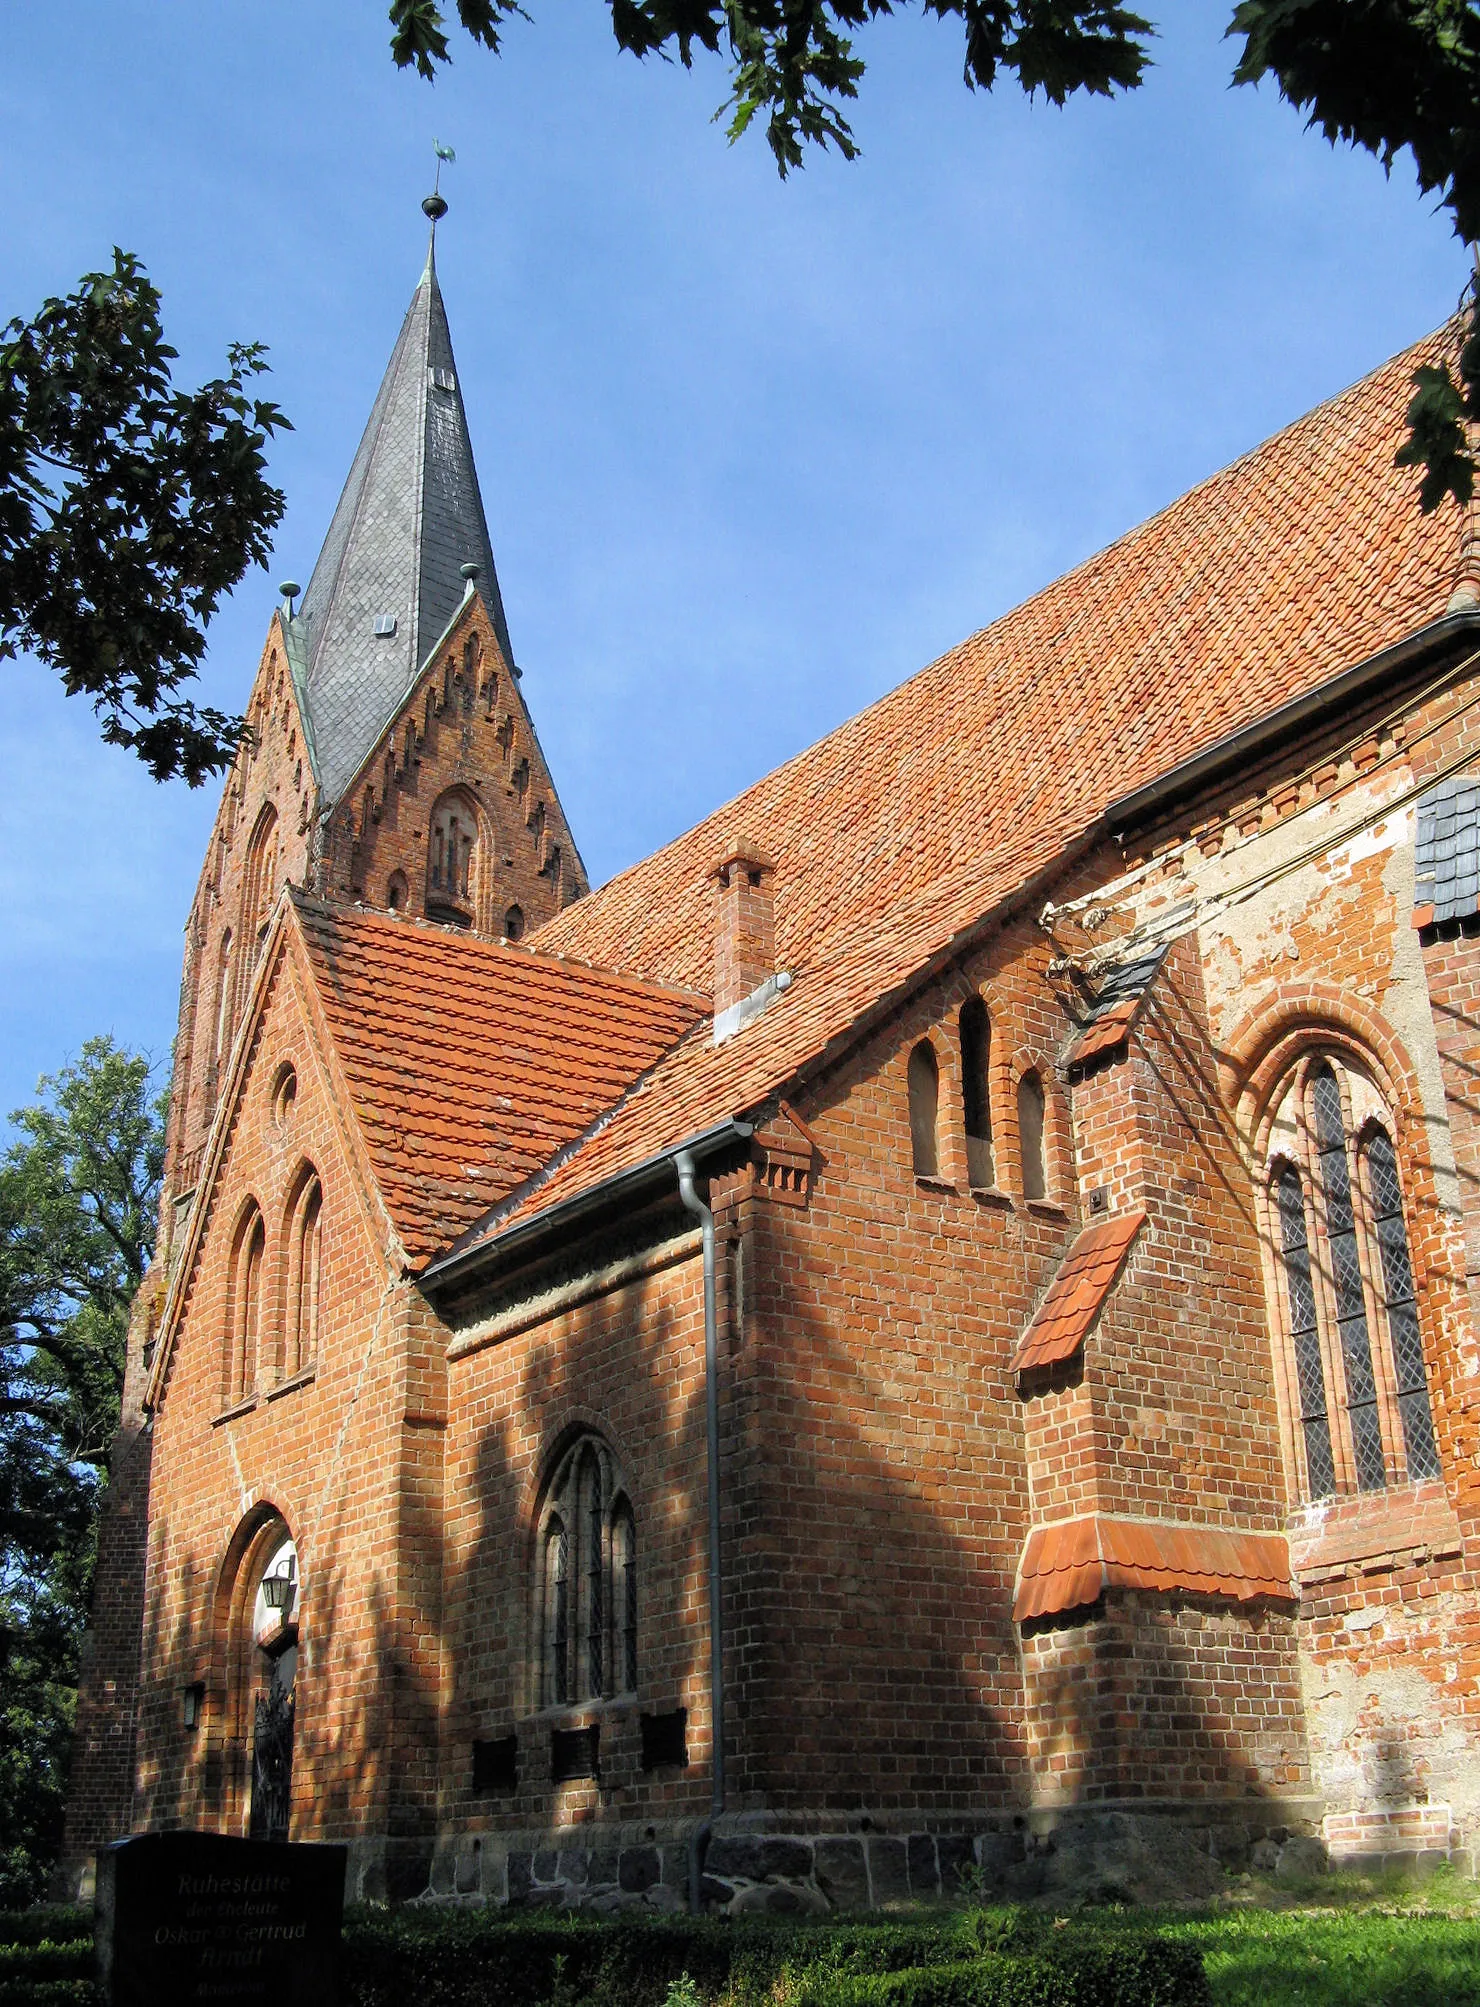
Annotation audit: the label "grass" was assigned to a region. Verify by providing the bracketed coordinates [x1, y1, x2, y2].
[1034, 1864, 1480, 2007]
[1, 1869, 1478, 2007]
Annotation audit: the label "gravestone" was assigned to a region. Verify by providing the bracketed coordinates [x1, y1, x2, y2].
[96, 1830, 346, 2007]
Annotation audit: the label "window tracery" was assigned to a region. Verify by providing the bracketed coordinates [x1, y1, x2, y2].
[1264, 1051, 1440, 1500]
[534, 1435, 637, 1709]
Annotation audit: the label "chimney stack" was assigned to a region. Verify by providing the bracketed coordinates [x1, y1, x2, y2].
[711, 844, 776, 1017]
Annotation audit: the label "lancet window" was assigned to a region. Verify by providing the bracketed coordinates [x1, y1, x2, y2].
[960, 999, 994, 1187]
[225, 1203, 266, 1407]
[427, 790, 478, 925]
[534, 1436, 637, 1709]
[1265, 1052, 1440, 1501]
[1018, 1070, 1048, 1201]
[285, 1173, 323, 1379]
[908, 1041, 940, 1179]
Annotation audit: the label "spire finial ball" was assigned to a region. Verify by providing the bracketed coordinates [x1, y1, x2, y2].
[422, 192, 448, 222]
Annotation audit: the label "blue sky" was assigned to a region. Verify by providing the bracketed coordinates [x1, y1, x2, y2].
[0, 0, 1466, 1128]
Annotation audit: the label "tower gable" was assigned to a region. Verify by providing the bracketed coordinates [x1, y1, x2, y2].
[318, 587, 588, 937]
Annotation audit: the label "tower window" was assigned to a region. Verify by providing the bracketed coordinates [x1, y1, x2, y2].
[504, 905, 525, 942]
[427, 790, 477, 925]
[225, 1203, 265, 1407]
[286, 1173, 323, 1379]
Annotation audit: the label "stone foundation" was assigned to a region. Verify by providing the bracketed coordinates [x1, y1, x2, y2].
[348, 1800, 1336, 1913]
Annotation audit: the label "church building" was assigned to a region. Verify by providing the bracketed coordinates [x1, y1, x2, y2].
[62, 207, 1480, 1907]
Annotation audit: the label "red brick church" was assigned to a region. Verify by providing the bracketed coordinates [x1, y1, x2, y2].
[62, 210, 1480, 1907]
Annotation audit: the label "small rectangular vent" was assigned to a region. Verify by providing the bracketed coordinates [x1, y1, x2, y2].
[372, 614, 397, 638]
[640, 1708, 688, 1771]
[550, 1725, 599, 1784]
[430, 366, 456, 392]
[471, 1733, 518, 1795]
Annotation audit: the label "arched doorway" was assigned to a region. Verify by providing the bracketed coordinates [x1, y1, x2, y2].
[248, 1534, 298, 1843]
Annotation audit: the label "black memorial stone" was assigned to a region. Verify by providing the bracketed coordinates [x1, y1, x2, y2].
[96, 1830, 346, 2007]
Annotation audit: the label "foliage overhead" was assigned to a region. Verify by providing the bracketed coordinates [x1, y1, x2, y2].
[389, 0, 1480, 510]
[0, 1039, 164, 1905]
[0, 252, 290, 785]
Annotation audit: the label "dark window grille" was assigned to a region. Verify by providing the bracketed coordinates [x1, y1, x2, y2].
[1276, 1163, 1335, 1498]
[1364, 1127, 1441, 1480]
[584, 1457, 604, 1698]
[551, 1725, 599, 1783]
[622, 1513, 638, 1693]
[640, 1708, 688, 1770]
[472, 1734, 519, 1794]
[548, 1521, 569, 1707]
[1311, 1065, 1386, 1490]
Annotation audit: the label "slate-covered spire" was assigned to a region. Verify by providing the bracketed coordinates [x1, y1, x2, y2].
[294, 225, 515, 806]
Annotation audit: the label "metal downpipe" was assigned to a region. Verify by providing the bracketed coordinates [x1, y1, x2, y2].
[675, 1148, 724, 1912]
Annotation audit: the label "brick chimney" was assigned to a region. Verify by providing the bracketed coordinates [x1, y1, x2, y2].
[711, 844, 776, 1017]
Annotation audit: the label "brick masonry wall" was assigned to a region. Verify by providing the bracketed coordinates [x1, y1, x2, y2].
[438, 1233, 716, 1854]
[129, 941, 436, 1851]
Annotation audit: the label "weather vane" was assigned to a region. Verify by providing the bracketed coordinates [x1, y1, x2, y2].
[423, 140, 455, 223]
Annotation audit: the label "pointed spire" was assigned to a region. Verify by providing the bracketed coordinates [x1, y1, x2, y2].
[293, 201, 515, 806]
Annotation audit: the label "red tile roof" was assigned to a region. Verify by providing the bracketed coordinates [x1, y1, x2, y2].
[1013, 1515, 1294, 1623]
[1011, 1210, 1146, 1373]
[292, 897, 705, 1262]
[465, 330, 1465, 1254]
[533, 329, 1460, 1004]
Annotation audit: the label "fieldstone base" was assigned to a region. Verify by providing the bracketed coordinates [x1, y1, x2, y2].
[345, 1799, 1341, 1912]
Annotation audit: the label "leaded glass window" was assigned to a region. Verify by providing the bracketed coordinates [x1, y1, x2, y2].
[1364, 1126, 1441, 1481]
[1310, 1064, 1386, 1491]
[534, 1436, 638, 1709]
[1275, 1164, 1335, 1498]
[1266, 1053, 1442, 1501]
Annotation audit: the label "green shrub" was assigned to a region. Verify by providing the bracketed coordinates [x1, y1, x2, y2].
[337, 1910, 1202, 2007]
[792, 1940, 1210, 2007]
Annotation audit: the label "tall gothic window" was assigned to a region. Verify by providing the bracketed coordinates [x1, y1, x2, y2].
[427, 790, 477, 926]
[908, 1041, 940, 1178]
[285, 1173, 323, 1379]
[226, 1203, 265, 1407]
[535, 1436, 637, 1708]
[214, 929, 235, 1069]
[1265, 1053, 1440, 1499]
[960, 999, 994, 1188]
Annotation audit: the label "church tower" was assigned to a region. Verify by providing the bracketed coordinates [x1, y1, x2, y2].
[160, 206, 587, 1261]
[60, 210, 588, 1887]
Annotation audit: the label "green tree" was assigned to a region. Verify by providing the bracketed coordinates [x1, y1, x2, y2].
[0, 252, 290, 786]
[388, 0, 1480, 510]
[0, 1040, 164, 1905]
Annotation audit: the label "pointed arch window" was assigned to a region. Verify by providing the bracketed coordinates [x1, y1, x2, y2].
[225, 1204, 265, 1407]
[1264, 1052, 1441, 1499]
[213, 928, 235, 1069]
[285, 1174, 323, 1379]
[908, 1041, 940, 1179]
[534, 1435, 637, 1708]
[241, 805, 280, 957]
[960, 998, 993, 1188]
[1018, 1070, 1048, 1201]
[427, 789, 477, 926]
